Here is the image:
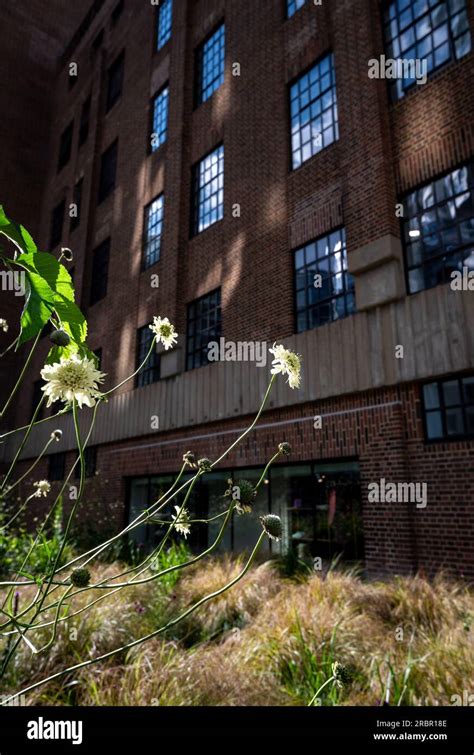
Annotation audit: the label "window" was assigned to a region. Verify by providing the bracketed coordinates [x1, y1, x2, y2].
[150, 86, 169, 151]
[383, 0, 471, 101]
[57, 121, 74, 172]
[90, 238, 110, 305]
[402, 163, 474, 294]
[31, 380, 44, 421]
[136, 325, 160, 387]
[143, 195, 164, 269]
[98, 140, 118, 203]
[294, 228, 355, 332]
[196, 24, 225, 105]
[288, 0, 306, 18]
[106, 51, 125, 111]
[192, 145, 224, 234]
[91, 29, 104, 56]
[48, 452, 66, 481]
[79, 96, 91, 146]
[186, 288, 221, 370]
[50, 200, 65, 249]
[74, 446, 97, 478]
[70, 178, 83, 232]
[422, 374, 474, 440]
[290, 53, 338, 170]
[157, 0, 172, 50]
[111, 0, 124, 25]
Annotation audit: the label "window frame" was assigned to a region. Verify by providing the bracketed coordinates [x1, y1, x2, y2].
[142, 193, 165, 270]
[149, 84, 169, 153]
[191, 143, 225, 236]
[98, 139, 118, 204]
[89, 237, 110, 305]
[135, 324, 161, 387]
[186, 287, 222, 371]
[49, 199, 66, 250]
[70, 177, 84, 233]
[195, 21, 226, 107]
[57, 121, 74, 172]
[48, 452, 66, 482]
[421, 373, 474, 442]
[106, 50, 125, 112]
[156, 0, 172, 51]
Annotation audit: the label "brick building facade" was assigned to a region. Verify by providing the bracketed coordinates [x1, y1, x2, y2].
[1, 0, 473, 578]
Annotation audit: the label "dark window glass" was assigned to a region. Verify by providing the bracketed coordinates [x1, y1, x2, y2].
[423, 374, 474, 440]
[288, 0, 306, 18]
[294, 228, 355, 332]
[151, 87, 169, 151]
[98, 140, 118, 203]
[106, 51, 125, 111]
[70, 178, 84, 232]
[31, 380, 44, 421]
[136, 325, 161, 387]
[50, 200, 65, 249]
[79, 96, 91, 146]
[57, 122, 74, 172]
[111, 0, 124, 25]
[403, 162, 474, 294]
[143, 194, 164, 269]
[91, 29, 104, 56]
[186, 288, 222, 370]
[383, 0, 471, 101]
[74, 446, 97, 479]
[290, 53, 338, 170]
[90, 238, 110, 305]
[157, 0, 172, 50]
[48, 452, 66, 481]
[196, 24, 225, 105]
[192, 144, 224, 234]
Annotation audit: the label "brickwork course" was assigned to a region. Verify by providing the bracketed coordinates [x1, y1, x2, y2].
[0, 0, 473, 578]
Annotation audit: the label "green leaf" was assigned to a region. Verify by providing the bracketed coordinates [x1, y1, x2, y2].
[15, 251, 74, 302]
[0, 205, 37, 255]
[18, 275, 55, 346]
[54, 298, 87, 344]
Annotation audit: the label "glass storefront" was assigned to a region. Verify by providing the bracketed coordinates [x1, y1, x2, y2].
[127, 460, 363, 565]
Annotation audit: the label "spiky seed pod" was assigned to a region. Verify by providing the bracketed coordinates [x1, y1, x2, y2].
[233, 479, 257, 514]
[331, 661, 353, 688]
[70, 567, 91, 588]
[260, 514, 282, 541]
[278, 442, 292, 456]
[50, 329, 71, 347]
[197, 458, 212, 473]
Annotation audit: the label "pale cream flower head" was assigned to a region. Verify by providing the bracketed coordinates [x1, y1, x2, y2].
[149, 316, 178, 350]
[0, 318, 8, 333]
[269, 343, 301, 389]
[40, 355, 106, 409]
[33, 480, 51, 497]
[171, 505, 191, 538]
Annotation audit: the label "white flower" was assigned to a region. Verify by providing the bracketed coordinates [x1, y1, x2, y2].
[0, 318, 8, 333]
[149, 316, 178, 350]
[269, 343, 301, 389]
[33, 480, 51, 497]
[40, 355, 106, 409]
[171, 505, 191, 539]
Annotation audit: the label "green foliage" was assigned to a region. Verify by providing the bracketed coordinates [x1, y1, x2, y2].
[150, 541, 191, 592]
[0, 205, 90, 361]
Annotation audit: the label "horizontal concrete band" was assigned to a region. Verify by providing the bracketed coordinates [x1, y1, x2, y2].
[1, 283, 472, 463]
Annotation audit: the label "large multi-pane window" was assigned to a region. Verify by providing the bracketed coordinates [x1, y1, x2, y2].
[136, 325, 160, 387]
[294, 228, 355, 332]
[290, 53, 338, 170]
[90, 238, 110, 305]
[49, 200, 65, 249]
[106, 50, 125, 111]
[196, 24, 225, 105]
[57, 121, 73, 172]
[186, 289, 221, 370]
[192, 145, 224, 234]
[402, 163, 474, 293]
[143, 195, 164, 269]
[98, 140, 118, 203]
[422, 374, 474, 440]
[383, 0, 471, 101]
[157, 0, 172, 50]
[287, 0, 306, 17]
[151, 86, 169, 151]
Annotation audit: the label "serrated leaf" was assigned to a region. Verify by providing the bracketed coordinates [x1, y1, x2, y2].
[54, 298, 87, 343]
[15, 252, 74, 302]
[18, 276, 55, 346]
[0, 205, 37, 255]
